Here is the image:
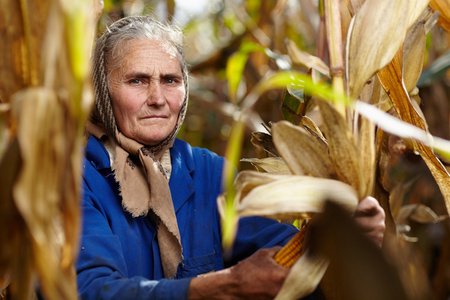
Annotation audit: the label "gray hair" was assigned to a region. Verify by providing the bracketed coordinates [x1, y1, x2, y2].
[91, 16, 189, 151]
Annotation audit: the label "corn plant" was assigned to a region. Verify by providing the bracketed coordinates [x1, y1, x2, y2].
[0, 0, 99, 299]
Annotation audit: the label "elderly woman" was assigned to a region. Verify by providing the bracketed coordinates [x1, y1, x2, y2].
[77, 16, 385, 299]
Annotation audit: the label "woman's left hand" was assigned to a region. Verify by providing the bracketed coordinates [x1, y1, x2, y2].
[354, 196, 386, 247]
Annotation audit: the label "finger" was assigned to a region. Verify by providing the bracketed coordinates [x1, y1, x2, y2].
[260, 246, 283, 257]
[355, 196, 384, 217]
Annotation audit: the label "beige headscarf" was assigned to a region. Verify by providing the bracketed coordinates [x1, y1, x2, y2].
[88, 16, 189, 279]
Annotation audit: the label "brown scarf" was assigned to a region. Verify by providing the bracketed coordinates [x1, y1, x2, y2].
[86, 121, 182, 279]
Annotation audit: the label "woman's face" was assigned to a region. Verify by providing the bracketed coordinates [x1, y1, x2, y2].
[108, 39, 185, 146]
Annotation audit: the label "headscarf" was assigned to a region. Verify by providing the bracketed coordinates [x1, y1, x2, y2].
[87, 16, 189, 279]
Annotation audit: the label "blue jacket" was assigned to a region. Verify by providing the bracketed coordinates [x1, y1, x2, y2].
[76, 136, 299, 299]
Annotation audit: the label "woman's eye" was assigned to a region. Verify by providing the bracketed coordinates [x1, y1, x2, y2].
[130, 79, 141, 84]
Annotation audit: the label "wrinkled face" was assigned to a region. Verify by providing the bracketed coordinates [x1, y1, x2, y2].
[108, 39, 185, 146]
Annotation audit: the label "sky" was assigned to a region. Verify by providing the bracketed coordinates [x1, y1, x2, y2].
[173, 0, 218, 25]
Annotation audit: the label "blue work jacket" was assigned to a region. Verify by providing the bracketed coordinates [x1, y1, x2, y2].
[76, 136, 299, 300]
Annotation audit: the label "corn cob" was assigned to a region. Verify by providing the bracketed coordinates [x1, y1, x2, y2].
[274, 222, 308, 267]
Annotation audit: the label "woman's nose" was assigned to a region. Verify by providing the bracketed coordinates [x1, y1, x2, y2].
[146, 82, 165, 106]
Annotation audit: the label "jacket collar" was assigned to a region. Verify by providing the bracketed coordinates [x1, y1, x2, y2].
[85, 135, 111, 170]
[169, 139, 195, 213]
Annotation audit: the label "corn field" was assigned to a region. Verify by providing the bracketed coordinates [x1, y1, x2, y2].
[1, 0, 450, 299]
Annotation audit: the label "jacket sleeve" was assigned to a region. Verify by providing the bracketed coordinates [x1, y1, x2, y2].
[226, 216, 299, 266]
[76, 186, 191, 300]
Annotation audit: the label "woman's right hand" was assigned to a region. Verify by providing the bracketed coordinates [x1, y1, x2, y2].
[189, 246, 290, 299]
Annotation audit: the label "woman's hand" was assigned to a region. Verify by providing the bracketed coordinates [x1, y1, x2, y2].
[189, 247, 289, 299]
[354, 196, 386, 247]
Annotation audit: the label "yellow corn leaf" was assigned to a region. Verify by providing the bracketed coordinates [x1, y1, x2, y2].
[430, 0, 450, 31]
[275, 250, 329, 300]
[240, 157, 291, 174]
[346, 0, 409, 100]
[237, 176, 358, 220]
[377, 49, 450, 217]
[286, 39, 330, 77]
[272, 120, 336, 178]
[60, 0, 97, 83]
[403, 21, 427, 94]
[317, 101, 364, 197]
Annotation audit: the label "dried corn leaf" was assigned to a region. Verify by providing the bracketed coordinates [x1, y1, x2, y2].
[237, 176, 358, 220]
[403, 21, 427, 94]
[12, 88, 78, 300]
[0, 138, 23, 290]
[396, 204, 448, 225]
[353, 79, 377, 198]
[317, 100, 363, 196]
[377, 49, 450, 217]
[324, 0, 344, 75]
[357, 116, 376, 197]
[344, 0, 364, 16]
[0, 0, 52, 102]
[388, 178, 417, 220]
[406, 0, 431, 29]
[234, 170, 290, 202]
[346, 0, 409, 99]
[250, 131, 279, 157]
[429, 0, 450, 31]
[275, 250, 329, 300]
[286, 40, 330, 77]
[300, 115, 327, 141]
[272, 120, 336, 178]
[240, 157, 291, 174]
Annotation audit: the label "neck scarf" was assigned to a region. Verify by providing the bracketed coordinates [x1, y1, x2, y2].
[86, 121, 182, 279]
